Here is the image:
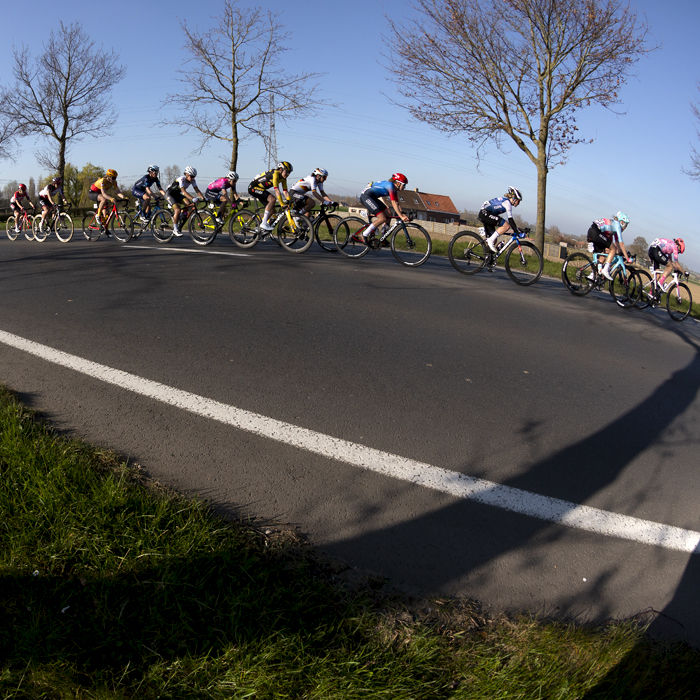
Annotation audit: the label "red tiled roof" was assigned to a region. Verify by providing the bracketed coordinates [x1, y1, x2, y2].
[417, 192, 459, 214]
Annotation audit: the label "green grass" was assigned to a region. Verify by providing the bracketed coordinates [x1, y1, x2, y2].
[1, 387, 700, 698]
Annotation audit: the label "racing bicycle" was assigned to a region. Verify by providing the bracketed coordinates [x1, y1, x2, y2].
[131, 196, 169, 241]
[633, 267, 693, 321]
[309, 202, 342, 252]
[228, 206, 313, 253]
[32, 203, 74, 243]
[187, 200, 245, 246]
[82, 201, 133, 242]
[332, 214, 432, 266]
[6, 207, 36, 241]
[561, 249, 637, 307]
[448, 227, 542, 285]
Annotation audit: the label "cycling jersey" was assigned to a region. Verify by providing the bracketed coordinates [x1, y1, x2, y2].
[479, 196, 519, 234]
[362, 180, 398, 202]
[132, 173, 162, 194]
[167, 175, 199, 197]
[90, 177, 118, 194]
[248, 170, 288, 206]
[38, 183, 63, 203]
[207, 177, 236, 193]
[290, 175, 326, 198]
[593, 218, 624, 243]
[482, 196, 515, 219]
[10, 190, 30, 205]
[650, 238, 680, 262]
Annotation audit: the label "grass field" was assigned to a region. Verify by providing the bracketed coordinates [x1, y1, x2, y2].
[1, 386, 699, 698]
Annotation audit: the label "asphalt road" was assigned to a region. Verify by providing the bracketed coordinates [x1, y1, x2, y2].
[2, 232, 700, 644]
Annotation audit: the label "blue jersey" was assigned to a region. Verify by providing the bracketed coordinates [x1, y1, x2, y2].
[133, 173, 162, 193]
[594, 218, 624, 243]
[483, 196, 514, 219]
[362, 180, 398, 202]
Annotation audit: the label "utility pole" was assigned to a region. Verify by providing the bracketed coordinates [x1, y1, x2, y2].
[266, 94, 277, 169]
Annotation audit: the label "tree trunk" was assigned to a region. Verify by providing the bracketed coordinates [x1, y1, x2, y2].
[535, 157, 548, 252]
[229, 121, 239, 171]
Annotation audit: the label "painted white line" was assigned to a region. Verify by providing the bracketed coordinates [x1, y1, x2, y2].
[2, 328, 699, 554]
[123, 245, 249, 257]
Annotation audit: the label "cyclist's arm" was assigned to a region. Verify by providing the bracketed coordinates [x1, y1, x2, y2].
[273, 171, 289, 206]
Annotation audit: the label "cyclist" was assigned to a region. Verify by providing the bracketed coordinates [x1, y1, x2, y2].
[588, 212, 631, 280]
[648, 238, 686, 291]
[9, 183, 36, 232]
[359, 173, 410, 242]
[205, 171, 241, 225]
[165, 166, 205, 236]
[247, 161, 293, 231]
[38, 176, 68, 232]
[132, 165, 166, 222]
[479, 186, 524, 252]
[89, 169, 128, 231]
[289, 167, 334, 216]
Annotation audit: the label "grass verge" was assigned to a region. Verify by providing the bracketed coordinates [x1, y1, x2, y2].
[1, 386, 699, 698]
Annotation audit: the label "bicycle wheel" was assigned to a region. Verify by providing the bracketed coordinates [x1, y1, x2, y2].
[391, 222, 432, 266]
[505, 240, 543, 285]
[333, 217, 370, 258]
[229, 209, 260, 248]
[314, 214, 341, 252]
[110, 211, 133, 242]
[131, 215, 148, 239]
[609, 268, 636, 308]
[151, 210, 174, 243]
[6, 216, 18, 241]
[277, 211, 314, 253]
[82, 213, 101, 241]
[53, 212, 74, 243]
[666, 282, 693, 321]
[561, 252, 595, 296]
[189, 210, 218, 246]
[633, 269, 653, 309]
[447, 231, 488, 275]
[33, 215, 48, 242]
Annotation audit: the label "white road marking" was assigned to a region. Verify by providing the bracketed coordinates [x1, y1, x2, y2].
[124, 245, 249, 257]
[2, 328, 699, 554]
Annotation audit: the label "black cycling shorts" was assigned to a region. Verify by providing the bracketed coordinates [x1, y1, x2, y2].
[478, 209, 503, 235]
[587, 223, 611, 254]
[360, 192, 387, 216]
[648, 245, 669, 269]
[248, 186, 272, 207]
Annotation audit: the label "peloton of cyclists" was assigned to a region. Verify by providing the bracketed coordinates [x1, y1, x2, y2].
[359, 173, 410, 243]
[38, 177, 69, 232]
[165, 166, 205, 236]
[479, 186, 525, 253]
[205, 171, 241, 226]
[89, 169, 129, 231]
[586, 212, 632, 280]
[9, 184, 36, 233]
[248, 161, 293, 232]
[132, 165, 167, 222]
[289, 168, 334, 216]
[648, 237, 686, 291]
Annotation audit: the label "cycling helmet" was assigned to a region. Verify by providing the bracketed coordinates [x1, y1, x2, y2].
[391, 172, 408, 185]
[506, 186, 522, 202]
[52, 176, 62, 184]
[227, 171, 239, 181]
[147, 164, 159, 173]
[277, 161, 293, 173]
[184, 166, 197, 177]
[18, 183, 27, 191]
[615, 211, 629, 226]
[313, 167, 328, 179]
[675, 238, 685, 254]
[105, 169, 118, 178]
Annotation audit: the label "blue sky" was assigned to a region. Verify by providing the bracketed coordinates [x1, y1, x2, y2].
[1, 0, 699, 270]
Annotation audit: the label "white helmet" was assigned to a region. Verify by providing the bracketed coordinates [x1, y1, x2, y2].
[227, 171, 239, 181]
[184, 166, 197, 177]
[313, 168, 328, 178]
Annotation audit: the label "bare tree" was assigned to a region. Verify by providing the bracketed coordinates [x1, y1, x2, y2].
[0, 21, 125, 183]
[386, 0, 654, 250]
[684, 83, 700, 182]
[0, 114, 19, 161]
[161, 0, 329, 170]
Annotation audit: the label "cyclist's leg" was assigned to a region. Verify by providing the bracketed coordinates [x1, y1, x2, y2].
[260, 192, 277, 230]
[359, 192, 388, 239]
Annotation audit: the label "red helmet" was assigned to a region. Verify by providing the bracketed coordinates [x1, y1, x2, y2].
[675, 238, 685, 254]
[18, 183, 27, 191]
[391, 172, 408, 185]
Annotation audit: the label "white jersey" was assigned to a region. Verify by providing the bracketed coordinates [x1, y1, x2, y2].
[290, 175, 325, 197]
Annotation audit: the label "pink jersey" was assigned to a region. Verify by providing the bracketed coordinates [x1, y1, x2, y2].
[651, 238, 680, 262]
[207, 178, 234, 192]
